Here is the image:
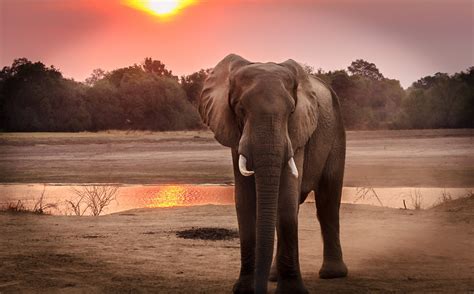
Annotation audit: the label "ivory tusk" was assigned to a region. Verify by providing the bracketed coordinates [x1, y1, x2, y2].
[239, 155, 254, 177]
[288, 157, 299, 178]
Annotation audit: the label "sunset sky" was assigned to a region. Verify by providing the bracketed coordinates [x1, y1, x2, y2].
[1, 0, 472, 87]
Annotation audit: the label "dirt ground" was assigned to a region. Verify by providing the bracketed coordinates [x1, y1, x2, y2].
[1, 129, 473, 293]
[1, 196, 473, 293]
[0, 129, 473, 187]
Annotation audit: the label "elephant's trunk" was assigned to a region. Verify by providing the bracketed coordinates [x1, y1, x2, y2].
[253, 143, 284, 293]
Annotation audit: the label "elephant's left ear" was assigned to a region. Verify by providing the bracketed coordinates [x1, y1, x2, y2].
[280, 59, 319, 149]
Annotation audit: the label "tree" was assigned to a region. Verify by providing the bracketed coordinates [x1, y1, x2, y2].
[348, 59, 384, 81]
[302, 63, 315, 75]
[142, 57, 177, 80]
[395, 68, 473, 129]
[84, 79, 124, 130]
[104, 65, 144, 88]
[118, 73, 201, 130]
[412, 72, 449, 89]
[180, 68, 211, 106]
[0, 58, 91, 131]
[318, 64, 405, 129]
[85, 68, 106, 86]
[1, 56, 470, 132]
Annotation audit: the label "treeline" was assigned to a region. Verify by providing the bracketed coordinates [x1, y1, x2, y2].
[0, 57, 472, 132]
[309, 60, 473, 129]
[0, 58, 202, 131]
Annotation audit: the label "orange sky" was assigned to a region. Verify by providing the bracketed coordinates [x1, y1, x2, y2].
[1, 0, 472, 87]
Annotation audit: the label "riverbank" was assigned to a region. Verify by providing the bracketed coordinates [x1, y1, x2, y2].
[1, 196, 473, 293]
[1, 129, 473, 187]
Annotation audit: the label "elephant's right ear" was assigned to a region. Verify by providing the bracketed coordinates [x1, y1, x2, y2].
[280, 59, 319, 150]
[199, 54, 251, 147]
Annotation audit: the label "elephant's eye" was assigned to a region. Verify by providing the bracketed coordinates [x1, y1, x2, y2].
[236, 105, 246, 118]
[236, 107, 246, 131]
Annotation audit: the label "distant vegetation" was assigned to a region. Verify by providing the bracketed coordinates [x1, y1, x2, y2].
[310, 60, 473, 129]
[0, 58, 201, 131]
[0, 57, 472, 132]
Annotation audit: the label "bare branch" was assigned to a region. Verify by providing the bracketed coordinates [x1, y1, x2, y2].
[72, 185, 119, 216]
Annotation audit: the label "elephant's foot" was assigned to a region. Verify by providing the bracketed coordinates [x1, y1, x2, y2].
[276, 278, 308, 294]
[319, 259, 348, 279]
[232, 275, 254, 294]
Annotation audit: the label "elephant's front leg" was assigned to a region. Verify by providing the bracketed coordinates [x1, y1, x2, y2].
[275, 150, 308, 294]
[231, 149, 257, 294]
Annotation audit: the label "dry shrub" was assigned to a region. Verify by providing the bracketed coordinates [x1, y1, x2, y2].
[354, 186, 384, 207]
[65, 194, 89, 216]
[71, 185, 119, 216]
[400, 189, 424, 210]
[410, 189, 423, 210]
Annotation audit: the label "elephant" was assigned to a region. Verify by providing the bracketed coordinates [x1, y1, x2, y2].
[199, 54, 347, 293]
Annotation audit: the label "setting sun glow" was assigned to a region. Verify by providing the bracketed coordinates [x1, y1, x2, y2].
[123, 0, 196, 20]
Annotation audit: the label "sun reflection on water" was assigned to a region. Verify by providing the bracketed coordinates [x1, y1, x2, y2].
[147, 185, 188, 208]
[1, 185, 471, 214]
[144, 185, 235, 208]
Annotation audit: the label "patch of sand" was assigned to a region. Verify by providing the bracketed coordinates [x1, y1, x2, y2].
[1, 197, 473, 293]
[0, 129, 473, 186]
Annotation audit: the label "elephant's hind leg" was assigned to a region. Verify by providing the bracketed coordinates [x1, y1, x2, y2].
[315, 141, 348, 279]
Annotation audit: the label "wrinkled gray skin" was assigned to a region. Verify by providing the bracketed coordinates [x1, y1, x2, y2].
[199, 54, 347, 294]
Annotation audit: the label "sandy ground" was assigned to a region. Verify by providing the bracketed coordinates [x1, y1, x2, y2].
[1, 196, 473, 293]
[1, 129, 473, 293]
[0, 129, 473, 187]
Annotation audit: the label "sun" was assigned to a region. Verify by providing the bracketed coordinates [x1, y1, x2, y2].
[123, 0, 196, 20]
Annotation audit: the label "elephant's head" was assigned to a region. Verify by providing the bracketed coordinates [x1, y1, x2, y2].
[199, 54, 318, 292]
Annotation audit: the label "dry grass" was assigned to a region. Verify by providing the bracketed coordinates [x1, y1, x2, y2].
[438, 188, 453, 204]
[1, 185, 119, 216]
[32, 185, 57, 214]
[431, 189, 474, 211]
[0, 185, 57, 215]
[0, 200, 29, 213]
